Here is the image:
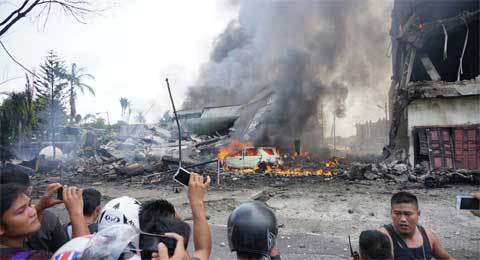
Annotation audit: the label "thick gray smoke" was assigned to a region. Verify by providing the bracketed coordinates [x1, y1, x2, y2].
[183, 0, 391, 146]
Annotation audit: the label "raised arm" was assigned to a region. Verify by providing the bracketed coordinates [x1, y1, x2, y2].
[63, 185, 90, 238]
[188, 173, 212, 260]
[34, 182, 63, 220]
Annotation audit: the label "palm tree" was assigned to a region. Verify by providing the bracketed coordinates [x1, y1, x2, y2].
[120, 97, 128, 120]
[66, 63, 95, 122]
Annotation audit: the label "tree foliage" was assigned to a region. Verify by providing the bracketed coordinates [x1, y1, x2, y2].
[120, 97, 128, 120]
[34, 50, 68, 158]
[66, 63, 95, 122]
[135, 112, 146, 124]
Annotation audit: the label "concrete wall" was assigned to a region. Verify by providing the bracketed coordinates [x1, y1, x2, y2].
[407, 95, 480, 164]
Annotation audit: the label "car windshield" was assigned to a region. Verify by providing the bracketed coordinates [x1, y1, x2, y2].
[245, 148, 259, 156]
[263, 148, 275, 156]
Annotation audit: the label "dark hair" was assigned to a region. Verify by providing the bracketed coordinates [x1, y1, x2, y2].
[359, 230, 392, 260]
[139, 200, 190, 249]
[391, 191, 418, 208]
[236, 251, 264, 260]
[83, 188, 102, 217]
[0, 184, 27, 225]
[0, 171, 30, 186]
[140, 200, 176, 219]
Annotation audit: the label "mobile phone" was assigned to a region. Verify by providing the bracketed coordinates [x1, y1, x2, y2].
[57, 186, 63, 200]
[173, 167, 191, 186]
[139, 233, 177, 258]
[456, 195, 480, 210]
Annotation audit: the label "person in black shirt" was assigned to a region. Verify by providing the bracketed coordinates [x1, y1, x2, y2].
[379, 191, 455, 260]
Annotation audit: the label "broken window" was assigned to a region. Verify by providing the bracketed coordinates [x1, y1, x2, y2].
[245, 148, 259, 156]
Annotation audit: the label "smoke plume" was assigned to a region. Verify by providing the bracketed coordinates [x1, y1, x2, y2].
[183, 0, 392, 146]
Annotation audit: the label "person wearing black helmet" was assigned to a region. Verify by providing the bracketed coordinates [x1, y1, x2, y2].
[227, 201, 281, 260]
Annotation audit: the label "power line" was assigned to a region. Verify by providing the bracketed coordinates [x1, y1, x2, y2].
[0, 40, 38, 79]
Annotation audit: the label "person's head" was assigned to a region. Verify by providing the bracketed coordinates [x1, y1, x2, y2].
[227, 201, 278, 260]
[97, 196, 141, 231]
[139, 200, 190, 249]
[359, 230, 392, 260]
[0, 171, 32, 196]
[0, 184, 41, 240]
[390, 191, 420, 236]
[83, 188, 102, 222]
[139, 199, 176, 220]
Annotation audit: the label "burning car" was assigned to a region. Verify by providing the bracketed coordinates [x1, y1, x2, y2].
[223, 147, 283, 170]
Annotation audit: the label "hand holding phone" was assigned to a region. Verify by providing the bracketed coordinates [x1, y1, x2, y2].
[173, 167, 191, 186]
[150, 233, 187, 260]
[140, 232, 177, 258]
[35, 183, 63, 213]
[57, 186, 64, 200]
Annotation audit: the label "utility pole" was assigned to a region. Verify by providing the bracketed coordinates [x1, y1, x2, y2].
[333, 113, 336, 155]
[385, 101, 388, 144]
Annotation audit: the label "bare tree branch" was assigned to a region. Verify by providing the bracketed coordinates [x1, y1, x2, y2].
[0, 0, 93, 38]
[0, 0, 41, 37]
[0, 0, 30, 26]
[0, 40, 38, 78]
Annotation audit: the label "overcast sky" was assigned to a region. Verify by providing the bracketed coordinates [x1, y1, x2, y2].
[0, 0, 237, 124]
[1, 1, 391, 137]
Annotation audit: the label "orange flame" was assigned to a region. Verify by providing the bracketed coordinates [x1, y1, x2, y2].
[217, 140, 253, 165]
[218, 144, 341, 177]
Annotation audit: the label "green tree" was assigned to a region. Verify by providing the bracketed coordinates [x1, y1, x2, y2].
[134, 112, 146, 124]
[83, 113, 96, 124]
[0, 76, 37, 165]
[34, 50, 68, 159]
[74, 114, 82, 124]
[94, 118, 106, 129]
[66, 63, 95, 122]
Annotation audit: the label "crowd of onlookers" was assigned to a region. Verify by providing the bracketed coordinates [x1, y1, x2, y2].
[0, 169, 478, 260]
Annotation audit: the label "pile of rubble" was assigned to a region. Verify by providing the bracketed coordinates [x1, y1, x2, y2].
[347, 160, 480, 187]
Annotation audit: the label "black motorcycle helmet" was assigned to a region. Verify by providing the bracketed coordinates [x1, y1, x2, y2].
[227, 201, 278, 258]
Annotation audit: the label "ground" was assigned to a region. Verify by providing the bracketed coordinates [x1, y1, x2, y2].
[34, 173, 480, 259]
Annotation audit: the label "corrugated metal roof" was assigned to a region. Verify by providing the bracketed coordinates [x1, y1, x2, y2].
[201, 105, 242, 118]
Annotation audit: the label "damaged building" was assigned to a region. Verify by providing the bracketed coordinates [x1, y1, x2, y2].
[387, 0, 480, 170]
[354, 118, 389, 154]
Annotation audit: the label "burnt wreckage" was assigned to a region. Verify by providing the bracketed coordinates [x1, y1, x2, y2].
[386, 0, 480, 170]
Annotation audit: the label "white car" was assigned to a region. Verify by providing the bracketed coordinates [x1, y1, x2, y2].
[224, 147, 283, 170]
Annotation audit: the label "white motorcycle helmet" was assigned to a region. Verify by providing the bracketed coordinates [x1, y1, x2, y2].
[97, 196, 141, 231]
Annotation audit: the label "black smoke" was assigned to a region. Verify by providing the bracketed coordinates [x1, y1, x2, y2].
[183, 0, 391, 146]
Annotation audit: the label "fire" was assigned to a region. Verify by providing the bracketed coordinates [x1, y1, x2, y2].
[217, 140, 253, 165]
[218, 142, 341, 177]
[264, 167, 334, 177]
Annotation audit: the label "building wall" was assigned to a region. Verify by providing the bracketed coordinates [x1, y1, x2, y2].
[407, 96, 480, 164]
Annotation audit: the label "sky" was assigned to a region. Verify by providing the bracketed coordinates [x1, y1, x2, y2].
[0, 0, 391, 137]
[0, 0, 237, 124]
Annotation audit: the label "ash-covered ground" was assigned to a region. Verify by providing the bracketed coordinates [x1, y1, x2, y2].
[33, 171, 480, 260]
